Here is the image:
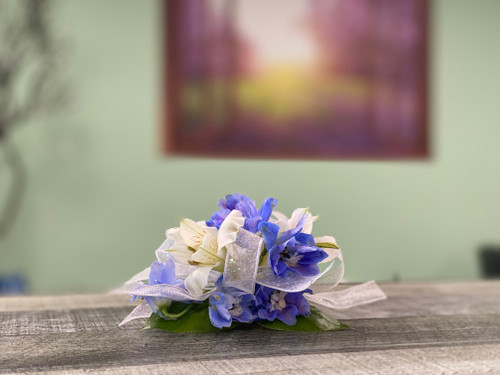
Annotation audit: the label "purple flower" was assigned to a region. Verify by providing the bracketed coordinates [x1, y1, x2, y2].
[148, 259, 178, 286]
[135, 258, 183, 317]
[208, 278, 255, 328]
[258, 216, 328, 278]
[206, 193, 277, 233]
[255, 285, 311, 325]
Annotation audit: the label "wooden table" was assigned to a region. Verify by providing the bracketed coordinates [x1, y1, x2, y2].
[1, 281, 499, 374]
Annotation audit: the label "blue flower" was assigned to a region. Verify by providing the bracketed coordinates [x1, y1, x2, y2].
[208, 278, 255, 328]
[138, 258, 183, 317]
[255, 285, 311, 325]
[148, 259, 178, 286]
[206, 193, 277, 233]
[259, 216, 328, 278]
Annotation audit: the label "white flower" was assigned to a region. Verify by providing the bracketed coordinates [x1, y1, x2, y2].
[181, 219, 222, 266]
[313, 235, 340, 263]
[161, 213, 245, 297]
[271, 208, 318, 234]
[217, 210, 245, 251]
[163, 220, 220, 267]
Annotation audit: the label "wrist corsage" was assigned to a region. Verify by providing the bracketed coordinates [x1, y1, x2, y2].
[117, 194, 386, 332]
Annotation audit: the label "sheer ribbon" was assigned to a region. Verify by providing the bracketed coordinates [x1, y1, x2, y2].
[117, 229, 386, 325]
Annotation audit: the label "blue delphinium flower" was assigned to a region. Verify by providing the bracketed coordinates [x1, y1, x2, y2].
[148, 259, 178, 286]
[208, 277, 255, 328]
[255, 285, 312, 325]
[258, 216, 328, 278]
[134, 258, 183, 317]
[206, 193, 277, 233]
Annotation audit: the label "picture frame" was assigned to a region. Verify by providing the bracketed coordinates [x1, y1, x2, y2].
[163, 0, 428, 159]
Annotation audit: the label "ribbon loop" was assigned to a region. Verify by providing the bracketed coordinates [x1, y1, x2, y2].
[222, 228, 263, 294]
[119, 303, 153, 327]
[306, 280, 387, 310]
[256, 249, 344, 293]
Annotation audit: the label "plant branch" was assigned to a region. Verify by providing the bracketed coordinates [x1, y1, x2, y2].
[0, 138, 27, 239]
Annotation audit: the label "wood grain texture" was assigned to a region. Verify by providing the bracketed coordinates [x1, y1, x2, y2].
[9, 344, 500, 375]
[0, 294, 132, 312]
[323, 280, 500, 319]
[1, 281, 499, 374]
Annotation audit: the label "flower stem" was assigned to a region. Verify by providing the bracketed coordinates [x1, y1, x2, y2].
[161, 304, 193, 320]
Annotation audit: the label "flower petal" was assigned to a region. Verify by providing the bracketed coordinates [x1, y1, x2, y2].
[201, 226, 219, 253]
[271, 210, 289, 222]
[157, 238, 193, 265]
[277, 305, 299, 325]
[314, 235, 337, 246]
[144, 296, 171, 316]
[315, 236, 341, 263]
[277, 214, 306, 244]
[217, 209, 245, 252]
[258, 221, 280, 249]
[209, 306, 232, 328]
[184, 266, 213, 297]
[165, 226, 183, 241]
[289, 208, 317, 234]
[180, 219, 206, 249]
[191, 246, 222, 265]
[258, 197, 277, 222]
[295, 233, 316, 246]
[285, 290, 312, 315]
[149, 259, 177, 285]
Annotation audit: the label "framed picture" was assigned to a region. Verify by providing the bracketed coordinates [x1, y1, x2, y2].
[164, 0, 428, 159]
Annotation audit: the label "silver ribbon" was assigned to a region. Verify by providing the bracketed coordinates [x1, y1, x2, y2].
[110, 267, 151, 294]
[256, 261, 329, 292]
[222, 228, 263, 294]
[130, 284, 213, 302]
[306, 280, 387, 310]
[118, 303, 152, 327]
[256, 249, 344, 293]
[116, 228, 387, 327]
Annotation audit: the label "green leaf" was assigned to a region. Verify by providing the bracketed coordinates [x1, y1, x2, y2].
[257, 307, 350, 332]
[316, 242, 339, 249]
[143, 302, 239, 333]
[142, 301, 349, 333]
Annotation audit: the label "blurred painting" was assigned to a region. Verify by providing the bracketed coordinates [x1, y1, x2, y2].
[164, 0, 428, 159]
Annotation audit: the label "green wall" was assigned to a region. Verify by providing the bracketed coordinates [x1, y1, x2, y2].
[1, 0, 500, 293]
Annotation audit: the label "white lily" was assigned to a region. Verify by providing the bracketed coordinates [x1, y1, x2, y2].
[180, 219, 222, 266]
[183, 266, 214, 297]
[217, 210, 245, 252]
[161, 227, 192, 264]
[160, 213, 245, 297]
[163, 219, 222, 267]
[271, 208, 318, 234]
[314, 235, 339, 262]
